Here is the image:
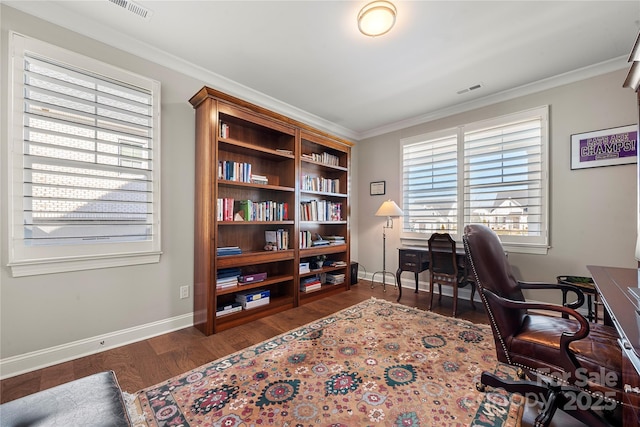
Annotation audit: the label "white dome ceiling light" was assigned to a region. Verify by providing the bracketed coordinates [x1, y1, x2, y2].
[357, 1, 397, 37]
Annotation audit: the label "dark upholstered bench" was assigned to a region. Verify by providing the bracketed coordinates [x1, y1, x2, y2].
[0, 370, 131, 426]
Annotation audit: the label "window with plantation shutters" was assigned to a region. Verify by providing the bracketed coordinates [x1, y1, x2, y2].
[402, 131, 459, 234]
[8, 32, 161, 276]
[401, 107, 549, 254]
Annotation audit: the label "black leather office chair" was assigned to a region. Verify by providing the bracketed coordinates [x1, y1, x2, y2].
[463, 224, 623, 426]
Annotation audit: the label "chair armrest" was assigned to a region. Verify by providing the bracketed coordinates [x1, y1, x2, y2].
[482, 288, 589, 376]
[518, 280, 585, 310]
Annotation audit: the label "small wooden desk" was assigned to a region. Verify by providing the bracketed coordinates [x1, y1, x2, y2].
[396, 246, 466, 303]
[587, 265, 640, 425]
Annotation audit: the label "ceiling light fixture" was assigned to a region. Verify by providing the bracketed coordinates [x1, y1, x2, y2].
[357, 1, 397, 37]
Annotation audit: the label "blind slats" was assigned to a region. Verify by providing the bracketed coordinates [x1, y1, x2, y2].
[402, 108, 545, 240]
[22, 53, 155, 246]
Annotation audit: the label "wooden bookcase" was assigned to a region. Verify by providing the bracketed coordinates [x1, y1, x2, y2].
[189, 87, 352, 335]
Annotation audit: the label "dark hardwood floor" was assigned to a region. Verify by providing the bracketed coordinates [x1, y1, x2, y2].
[0, 280, 486, 404]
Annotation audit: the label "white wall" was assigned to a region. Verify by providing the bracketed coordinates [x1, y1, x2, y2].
[0, 5, 360, 378]
[1, 4, 636, 378]
[356, 69, 638, 301]
[0, 6, 203, 377]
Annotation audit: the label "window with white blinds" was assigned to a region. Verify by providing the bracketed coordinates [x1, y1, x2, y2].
[402, 131, 459, 234]
[401, 107, 549, 253]
[8, 32, 161, 276]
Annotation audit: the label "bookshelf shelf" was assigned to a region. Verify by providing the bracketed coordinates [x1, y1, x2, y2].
[190, 86, 352, 335]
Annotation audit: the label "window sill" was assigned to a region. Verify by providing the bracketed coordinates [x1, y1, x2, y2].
[8, 252, 162, 277]
[400, 237, 548, 255]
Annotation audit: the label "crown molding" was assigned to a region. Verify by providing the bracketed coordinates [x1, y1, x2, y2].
[3, 1, 359, 141]
[3, 2, 631, 143]
[358, 55, 630, 140]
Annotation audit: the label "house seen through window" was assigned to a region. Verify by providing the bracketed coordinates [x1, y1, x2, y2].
[401, 106, 549, 253]
[8, 33, 161, 276]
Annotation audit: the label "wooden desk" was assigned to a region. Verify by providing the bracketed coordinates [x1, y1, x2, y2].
[395, 246, 466, 303]
[587, 265, 640, 425]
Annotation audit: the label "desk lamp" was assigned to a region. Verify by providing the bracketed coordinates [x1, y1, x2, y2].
[371, 199, 404, 291]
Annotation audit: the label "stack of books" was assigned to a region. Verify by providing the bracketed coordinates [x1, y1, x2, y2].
[328, 260, 347, 267]
[217, 246, 242, 256]
[300, 276, 322, 293]
[217, 268, 241, 290]
[250, 174, 268, 185]
[216, 302, 241, 317]
[326, 273, 345, 284]
[236, 289, 270, 309]
[324, 235, 345, 245]
[311, 238, 330, 246]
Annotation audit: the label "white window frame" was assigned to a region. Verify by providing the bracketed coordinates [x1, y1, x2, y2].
[7, 32, 162, 277]
[400, 106, 549, 254]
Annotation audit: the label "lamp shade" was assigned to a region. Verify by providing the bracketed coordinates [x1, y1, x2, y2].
[357, 1, 397, 37]
[375, 200, 404, 217]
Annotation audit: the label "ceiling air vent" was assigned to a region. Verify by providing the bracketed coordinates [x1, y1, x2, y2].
[456, 83, 483, 95]
[107, 0, 153, 20]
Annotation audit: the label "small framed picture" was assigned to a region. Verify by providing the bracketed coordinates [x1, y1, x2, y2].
[370, 181, 386, 196]
[570, 125, 638, 170]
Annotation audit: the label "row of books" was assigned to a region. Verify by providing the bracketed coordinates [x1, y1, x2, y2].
[218, 160, 253, 183]
[302, 151, 340, 166]
[301, 175, 340, 193]
[217, 198, 236, 221]
[265, 229, 289, 250]
[217, 198, 289, 222]
[300, 200, 342, 222]
[299, 231, 314, 248]
[238, 199, 289, 222]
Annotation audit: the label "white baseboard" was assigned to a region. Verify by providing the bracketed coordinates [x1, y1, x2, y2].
[364, 273, 591, 318]
[363, 272, 480, 302]
[0, 312, 194, 380]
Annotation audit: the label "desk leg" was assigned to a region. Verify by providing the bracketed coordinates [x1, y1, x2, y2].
[622, 346, 640, 425]
[414, 272, 419, 293]
[396, 268, 402, 302]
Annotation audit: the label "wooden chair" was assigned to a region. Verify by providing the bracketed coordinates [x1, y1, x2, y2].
[427, 232, 475, 317]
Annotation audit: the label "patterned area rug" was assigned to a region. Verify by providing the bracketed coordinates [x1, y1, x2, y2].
[129, 298, 522, 426]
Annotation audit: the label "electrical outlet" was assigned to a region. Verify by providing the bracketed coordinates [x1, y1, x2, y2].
[180, 285, 189, 299]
